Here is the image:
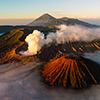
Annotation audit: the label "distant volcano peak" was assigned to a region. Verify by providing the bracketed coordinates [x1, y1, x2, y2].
[35, 13, 56, 21]
[28, 13, 99, 27]
[40, 13, 56, 18]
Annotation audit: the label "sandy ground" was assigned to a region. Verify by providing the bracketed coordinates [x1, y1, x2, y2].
[0, 52, 100, 100]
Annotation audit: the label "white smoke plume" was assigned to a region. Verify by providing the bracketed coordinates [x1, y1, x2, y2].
[20, 30, 45, 55]
[46, 25, 100, 43]
[20, 24, 100, 55]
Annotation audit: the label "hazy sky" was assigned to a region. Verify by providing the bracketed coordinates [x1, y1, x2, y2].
[0, 0, 100, 25]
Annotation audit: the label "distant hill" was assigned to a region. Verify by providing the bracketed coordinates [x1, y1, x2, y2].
[0, 25, 57, 33]
[28, 13, 99, 28]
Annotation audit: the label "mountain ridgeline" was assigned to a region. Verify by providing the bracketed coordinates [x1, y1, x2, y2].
[28, 13, 99, 28]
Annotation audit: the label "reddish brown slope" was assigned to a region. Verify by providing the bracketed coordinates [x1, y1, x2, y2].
[42, 55, 100, 88]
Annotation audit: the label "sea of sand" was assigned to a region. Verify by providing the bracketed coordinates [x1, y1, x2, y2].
[0, 51, 100, 100]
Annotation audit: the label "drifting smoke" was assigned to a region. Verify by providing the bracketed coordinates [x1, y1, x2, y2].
[46, 25, 100, 43]
[20, 24, 100, 55]
[20, 30, 45, 55]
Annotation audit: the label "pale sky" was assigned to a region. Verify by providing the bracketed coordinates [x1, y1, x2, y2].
[0, 0, 100, 25]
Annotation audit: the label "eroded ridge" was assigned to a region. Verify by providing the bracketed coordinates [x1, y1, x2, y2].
[42, 55, 100, 88]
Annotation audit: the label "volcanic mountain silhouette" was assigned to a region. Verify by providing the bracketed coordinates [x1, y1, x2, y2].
[28, 13, 98, 27]
[42, 55, 100, 88]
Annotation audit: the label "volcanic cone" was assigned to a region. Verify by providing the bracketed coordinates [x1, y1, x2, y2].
[42, 55, 100, 88]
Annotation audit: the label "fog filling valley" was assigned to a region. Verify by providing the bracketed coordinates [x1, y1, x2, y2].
[1, 24, 100, 100]
[20, 25, 100, 55]
[0, 51, 100, 100]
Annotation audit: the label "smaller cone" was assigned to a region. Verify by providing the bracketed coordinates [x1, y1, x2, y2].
[42, 55, 100, 88]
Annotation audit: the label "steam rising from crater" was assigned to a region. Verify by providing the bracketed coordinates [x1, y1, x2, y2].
[20, 30, 45, 55]
[20, 25, 100, 55]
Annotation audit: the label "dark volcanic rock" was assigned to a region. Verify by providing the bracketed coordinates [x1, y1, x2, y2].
[37, 40, 100, 62]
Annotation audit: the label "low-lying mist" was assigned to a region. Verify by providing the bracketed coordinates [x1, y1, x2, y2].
[84, 51, 100, 64]
[20, 25, 100, 55]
